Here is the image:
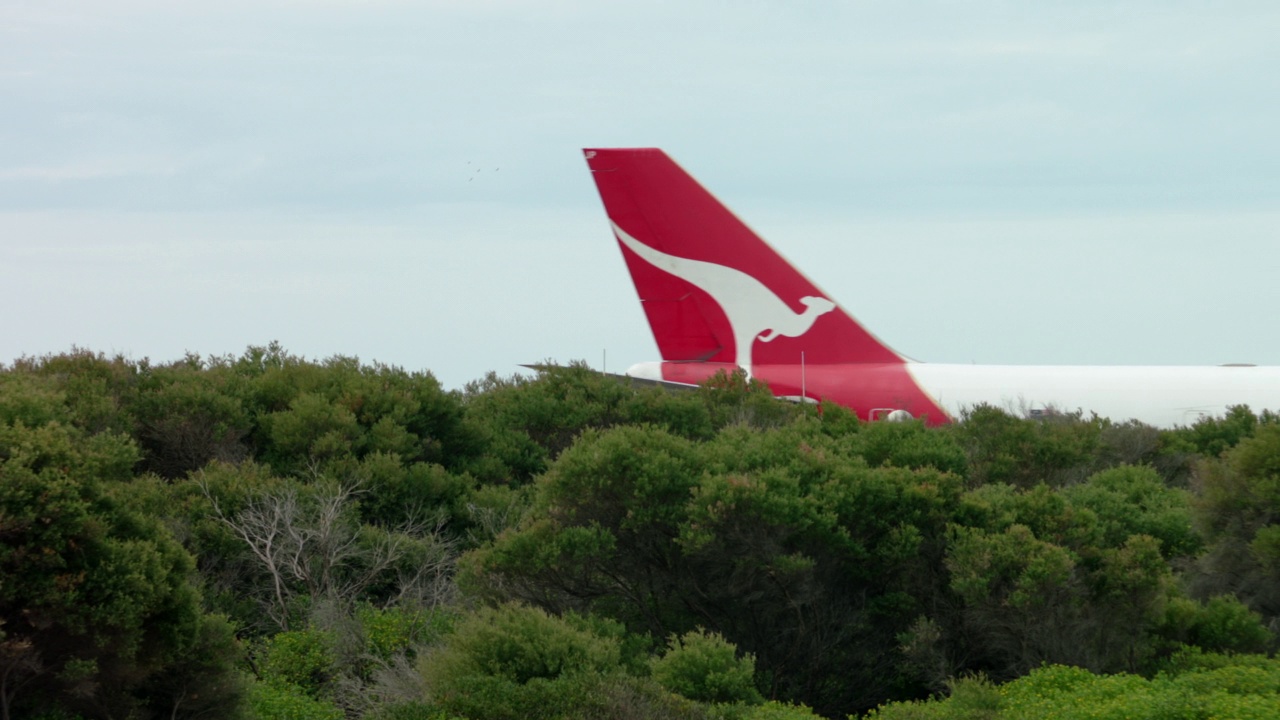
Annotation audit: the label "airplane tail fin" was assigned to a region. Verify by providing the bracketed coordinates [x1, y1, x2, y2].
[583, 148, 904, 370]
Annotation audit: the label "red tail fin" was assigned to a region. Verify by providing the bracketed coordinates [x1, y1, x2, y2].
[584, 148, 903, 374]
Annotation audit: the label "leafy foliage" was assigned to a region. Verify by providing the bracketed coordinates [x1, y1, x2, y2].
[7, 347, 1280, 719]
[869, 651, 1280, 720]
[464, 420, 967, 713]
[1189, 423, 1280, 625]
[249, 681, 344, 720]
[651, 628, 763, 704]
[416, 604, 638, 720]
[0, 400, 244, 718]
[950, 405, 1099, 488]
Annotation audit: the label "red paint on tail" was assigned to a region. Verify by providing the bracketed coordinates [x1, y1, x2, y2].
[585, 148, 901, 366]
[583, 148, 949, 423]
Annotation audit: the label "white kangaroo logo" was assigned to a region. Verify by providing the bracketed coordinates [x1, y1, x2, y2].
[612, 222, 836, 377]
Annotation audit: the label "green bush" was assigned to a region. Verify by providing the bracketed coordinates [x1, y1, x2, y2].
[366, 703, 467, 720]
[1170, 596, 1272, 653]
[419, 604, 626, 720]
[870, 654, 1280, 719]
[248, 681, 344, 720]
[425, 604, 620, 685]
[651, 629, 763, 705]
[257, 628, 337, 696]
[0, 416, 242, 718]
[358, 605, 453, 662]
[738, 701, 825, 720]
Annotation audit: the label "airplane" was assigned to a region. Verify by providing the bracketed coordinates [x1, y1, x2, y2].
[582, 147, 1280, 428]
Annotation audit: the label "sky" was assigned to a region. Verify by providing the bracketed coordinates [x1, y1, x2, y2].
[3, 1, 1279, 390]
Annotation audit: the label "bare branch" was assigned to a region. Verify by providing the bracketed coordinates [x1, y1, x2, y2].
[198, 475, 459, 631]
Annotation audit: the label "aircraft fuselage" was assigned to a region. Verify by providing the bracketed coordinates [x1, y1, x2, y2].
[628, 360, 1280, 427]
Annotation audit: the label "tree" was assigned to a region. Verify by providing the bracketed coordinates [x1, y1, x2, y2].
[651, 629, 762, 705]
[869, 651, 1280, 720]
[0, 419, 244, 719]
[1189, 423, 1280, 623]
[459, 363, 721, 485]
[130, 355, 253, 478]
[950, 405, 1100, 488]
[463, 420, 966, 715]
[201, 473, 457, 631]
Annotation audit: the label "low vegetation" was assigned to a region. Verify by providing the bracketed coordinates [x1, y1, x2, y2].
[3, 344, 1279, 718]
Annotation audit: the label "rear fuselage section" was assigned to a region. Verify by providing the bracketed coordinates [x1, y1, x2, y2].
[628, 360, 1280, 428]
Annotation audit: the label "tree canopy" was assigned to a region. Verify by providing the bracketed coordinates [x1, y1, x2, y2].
[2, 346, 1279, 719]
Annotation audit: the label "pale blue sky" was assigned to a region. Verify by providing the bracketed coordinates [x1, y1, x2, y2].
[3, 1, 1279, 388]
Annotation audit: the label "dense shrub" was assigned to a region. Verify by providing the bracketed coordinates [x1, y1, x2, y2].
[651, 629, 763, 704]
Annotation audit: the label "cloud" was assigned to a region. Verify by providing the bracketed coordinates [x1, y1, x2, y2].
[3, 1, 1279, 382]
[0, 155, 184, 181]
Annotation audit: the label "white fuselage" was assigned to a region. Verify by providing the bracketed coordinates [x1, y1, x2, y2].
[906, 363, 1280, 427]
[629, 360, 1280, 427]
